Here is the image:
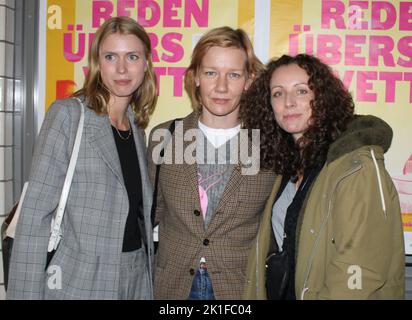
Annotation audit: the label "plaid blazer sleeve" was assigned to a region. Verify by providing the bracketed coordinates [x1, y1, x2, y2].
[7, 100, 80, 299]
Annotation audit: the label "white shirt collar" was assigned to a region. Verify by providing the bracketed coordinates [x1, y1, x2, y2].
[198, 121, 241, 148]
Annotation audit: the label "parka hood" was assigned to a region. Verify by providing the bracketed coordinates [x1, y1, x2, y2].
[327, 115, 393, 164]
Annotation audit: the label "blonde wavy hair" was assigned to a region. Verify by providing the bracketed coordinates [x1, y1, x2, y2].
[74, 16, 157, 129]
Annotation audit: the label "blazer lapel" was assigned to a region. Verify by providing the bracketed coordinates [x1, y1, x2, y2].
[212, 130, 254, 220]
[128, 110, 153, 221]
[87, 110, 124, 186]
[215, 164, 244, 213]
[180, 112, 205, 233]
[182, 112, 202, 202]
[128, 110, 154, 289]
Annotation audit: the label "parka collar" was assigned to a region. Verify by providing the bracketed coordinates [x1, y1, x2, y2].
[327, 115, 393, 164]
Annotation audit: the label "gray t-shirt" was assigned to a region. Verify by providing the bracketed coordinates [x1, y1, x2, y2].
[197, 133, 235, 229]
[271, 180, 297, 250]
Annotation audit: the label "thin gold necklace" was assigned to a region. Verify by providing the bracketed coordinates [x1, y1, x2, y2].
[109, 115, 132, 140]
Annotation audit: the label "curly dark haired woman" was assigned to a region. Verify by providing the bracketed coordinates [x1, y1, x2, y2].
[242, 54, 404, 300]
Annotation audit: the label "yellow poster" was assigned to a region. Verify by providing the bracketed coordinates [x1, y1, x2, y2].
[46, 0, 251, 131]
[45, 0, 412, 253]
[266, 0, 412, 254]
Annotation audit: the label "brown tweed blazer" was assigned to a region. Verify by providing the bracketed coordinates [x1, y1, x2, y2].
[148, 111, 277, 299]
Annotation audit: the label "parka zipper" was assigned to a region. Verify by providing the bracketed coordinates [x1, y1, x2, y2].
[300, 163, 362, 299]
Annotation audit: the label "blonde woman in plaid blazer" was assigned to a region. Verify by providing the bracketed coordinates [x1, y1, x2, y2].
[7, 17, 157, 300]
[148, 27, 277, 300]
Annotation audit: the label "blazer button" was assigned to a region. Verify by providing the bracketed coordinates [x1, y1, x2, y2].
[203, 239, 210, 246]
[189, 268, 195, 275]
[194, 209, 201, 216]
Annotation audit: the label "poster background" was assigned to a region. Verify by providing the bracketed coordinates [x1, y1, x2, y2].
[45, 0, 255, 131]
[44, 0, 412, 254]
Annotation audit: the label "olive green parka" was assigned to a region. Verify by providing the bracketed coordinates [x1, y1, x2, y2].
[244, 115, 405, 300]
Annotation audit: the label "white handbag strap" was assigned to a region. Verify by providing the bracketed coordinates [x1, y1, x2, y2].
[48, 97, 85, 252]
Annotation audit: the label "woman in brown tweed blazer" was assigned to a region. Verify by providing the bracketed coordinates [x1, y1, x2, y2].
[148, 27, 277, 299]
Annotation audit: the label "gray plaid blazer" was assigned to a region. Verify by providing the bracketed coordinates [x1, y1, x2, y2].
[7, 97, 153, 300]
[148, 112, 277, 299]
